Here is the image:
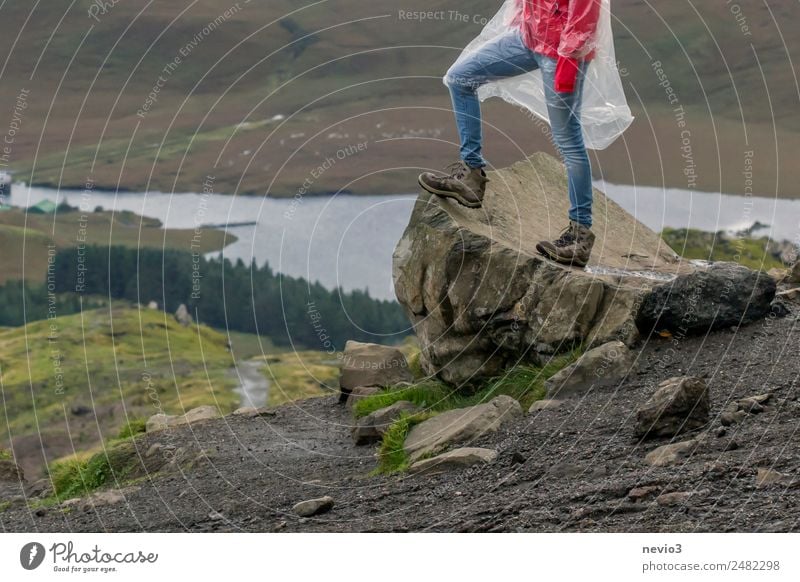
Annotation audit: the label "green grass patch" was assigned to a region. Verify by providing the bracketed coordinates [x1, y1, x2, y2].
[375, 411, 435, 474]
[49, 441, 141, 501]
[366, 348, 583, 474]
[661, 228, 784, 271]
[115, 418, 147, 441]
[356, 349, 582, 420]
[0, 448, 11, 460]
[50, 455, 112, 500]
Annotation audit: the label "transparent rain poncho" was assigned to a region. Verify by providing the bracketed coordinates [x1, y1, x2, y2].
[448, 0, 633, 150]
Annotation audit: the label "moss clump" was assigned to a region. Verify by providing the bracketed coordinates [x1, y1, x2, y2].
[0, 448, 12, 461]
[376, 411, 435, 474]
[661, 228, 784, 271]
[115, 418, 147, 441]
[50, 441, 140, 500]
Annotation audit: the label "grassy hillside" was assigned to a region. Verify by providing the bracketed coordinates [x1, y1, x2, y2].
[0, 1, 797, 197]
[0, 206, 234, 284]
[0, 306, 240, 478]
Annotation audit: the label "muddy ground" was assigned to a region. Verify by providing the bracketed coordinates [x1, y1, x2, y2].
[2, 306, 798, 533]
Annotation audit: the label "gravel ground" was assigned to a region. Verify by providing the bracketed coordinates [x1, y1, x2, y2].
[2, 306, 799, 533]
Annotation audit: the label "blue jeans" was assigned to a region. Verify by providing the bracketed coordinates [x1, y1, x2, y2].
[444, 30, 593, 227]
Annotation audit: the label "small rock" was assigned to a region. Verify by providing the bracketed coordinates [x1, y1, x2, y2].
[545, 341, 636, 397]
[628, 485, 660, 502]
[756, 468, 791, 488]
[720, 410, 746, 426]
[79, 487, 139, 511]
[511, 451, 527, 465]
[656, 491, 693, 506]
[233, 406, 276, 418]
[175, 303, 193, 326]
[339, 341, 412, 402]
[208, 511, 225, 521]
[644, 438, 701, 467]
[293, 496, 334, 517]
[725, 440, 739, 452]
[404, 395, 522, 462]
[529, 399, 564, 412]
[715, 427, 727, 438]
[776, 287, 800, 302]
[635, 376, 710, 438]
[346, 386, 381, 409]
[146, 405, 221, 432]
[769, 299, 790, 318]
[408, 447, 498, 475]
[352, 401, 421, 445]
[27, 478, 53, 499]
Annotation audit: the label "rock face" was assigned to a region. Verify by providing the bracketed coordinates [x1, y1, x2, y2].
[635, 377, 710, 438]
[339, 341, 413, 401]
[404, 395, 522, 463]
[545, 341, 636, 397]
[408, 447, 497, 475]
[636, 262, 776, 333]
[352, 401, 421, 445]
[146, 405, 221, 432]
[392, 152, 776, 386]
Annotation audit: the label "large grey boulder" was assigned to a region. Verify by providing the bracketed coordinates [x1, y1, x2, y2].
[339, 341, 413, 401]
[404, 395, 522, 463]
[392, 152, 775, 386]
[635, 377, 710, 438]
[545, 340, 636, 397]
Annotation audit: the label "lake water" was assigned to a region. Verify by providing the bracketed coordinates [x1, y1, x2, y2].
[8, 182, 800, 301]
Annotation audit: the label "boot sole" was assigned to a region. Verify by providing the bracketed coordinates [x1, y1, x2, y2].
[536, 243, 589, 268]
[418, 177, 482, 209]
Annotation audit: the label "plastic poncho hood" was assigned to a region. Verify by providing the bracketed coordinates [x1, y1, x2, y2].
[449, 0, 633, 150]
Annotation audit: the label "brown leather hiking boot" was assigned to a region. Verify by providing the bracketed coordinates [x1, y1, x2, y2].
[536, 220, 596, 268]
[418, 161, 488, 208]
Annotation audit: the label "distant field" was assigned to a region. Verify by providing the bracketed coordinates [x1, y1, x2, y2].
[0, 1, 797, 198]
[0, 207, 234, 284]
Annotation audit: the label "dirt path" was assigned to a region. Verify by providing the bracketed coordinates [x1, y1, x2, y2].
[231, 360, 271, 408]
[2, 308, 798, 533]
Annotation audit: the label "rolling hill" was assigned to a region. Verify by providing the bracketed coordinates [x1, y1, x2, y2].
[0, 0, 797, 197]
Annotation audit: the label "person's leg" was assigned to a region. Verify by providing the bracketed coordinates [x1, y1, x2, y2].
[444, 30, 540, 169]
[419, 30, 540, 207]
[538, 56, 593, 227]
[535, 56, 596, 266]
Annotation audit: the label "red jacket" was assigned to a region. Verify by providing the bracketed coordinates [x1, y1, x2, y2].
[515, 0, 601, 60]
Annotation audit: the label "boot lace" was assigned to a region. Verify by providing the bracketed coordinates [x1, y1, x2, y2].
[443, 161, 468, 179]
[553, 225, 576, 248]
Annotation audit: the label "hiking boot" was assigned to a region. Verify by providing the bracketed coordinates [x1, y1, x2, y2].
[536, 220, 596, 268]
[418, 161, 488, 208]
